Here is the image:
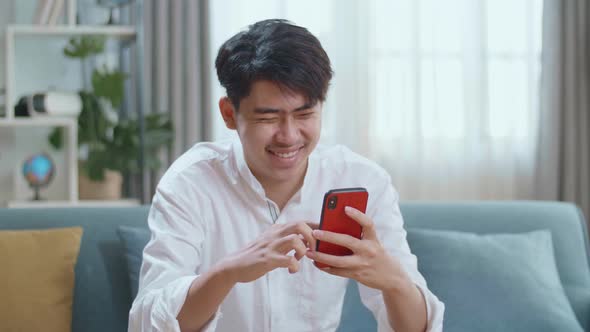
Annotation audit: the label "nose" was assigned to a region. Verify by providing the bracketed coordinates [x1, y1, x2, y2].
[275, 116, 299, 145]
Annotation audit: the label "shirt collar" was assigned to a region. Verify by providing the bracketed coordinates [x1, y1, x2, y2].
[230, 138, 315, 205]
[231, 138, 266, 197]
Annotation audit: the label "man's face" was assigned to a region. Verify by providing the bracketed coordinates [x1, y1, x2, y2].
[220, 80, 322, 186]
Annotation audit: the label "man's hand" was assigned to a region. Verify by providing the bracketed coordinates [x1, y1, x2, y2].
[306, 207, 428, 331]
[220, 221, 318, 283]
[305, 206, 409, 291]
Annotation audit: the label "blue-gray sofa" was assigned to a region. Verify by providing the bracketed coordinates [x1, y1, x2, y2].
[1, 201, 589, 331]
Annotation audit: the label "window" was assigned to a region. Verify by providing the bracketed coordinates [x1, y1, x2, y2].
[368, 0, 543, 140]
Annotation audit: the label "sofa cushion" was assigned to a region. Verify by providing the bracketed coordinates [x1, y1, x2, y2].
[0, 227, 83, 332]
[117, 225, 151, 300]
[407, 228, 583, 332]
[401, 201, 590, 330]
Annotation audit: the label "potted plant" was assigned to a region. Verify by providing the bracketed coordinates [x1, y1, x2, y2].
[49, 36, 173, 200]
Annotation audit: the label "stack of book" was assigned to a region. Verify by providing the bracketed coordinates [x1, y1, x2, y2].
[32, 0, 66, 25]
[0, 88, 5, 117]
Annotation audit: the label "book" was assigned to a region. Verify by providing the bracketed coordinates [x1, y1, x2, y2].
[0, 88, 5, 117]
[34, 0, 56, 25]
[47, 0, 65, 25]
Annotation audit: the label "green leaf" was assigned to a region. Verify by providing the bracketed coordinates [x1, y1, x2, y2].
[63, 36, 106, 59]
[144, 155, 162, 171]
[48, 127, 64, 150]
[144, 130, 174, 149]
[144, 113, 174, 148]
[84, 140, 131, 181]
[92, 66, 127, 108]
[77, 91, 112, 145]
[84, 145, 108, 181]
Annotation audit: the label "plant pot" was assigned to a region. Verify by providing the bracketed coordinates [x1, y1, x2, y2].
[78, 168, 123, 200]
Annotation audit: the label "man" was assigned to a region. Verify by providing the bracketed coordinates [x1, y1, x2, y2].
[129, 19, 444, 332]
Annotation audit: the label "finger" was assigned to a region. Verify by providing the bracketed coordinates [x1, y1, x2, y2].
[274, 254, 300, 273]
[297, 233, 313, 252]
[274, 234, 306, 257]
[291, 237, 308, 260]
[312, 229, 361, 252]
[344, 206, 377, 240]
[273, 234, 307, 260]
[281, 222, 317, 252]
[306, 222, 320, 230]
[305, 223, 320, 249]
[305, 249, 357, 268]
[296, 222, 317, 251]
[287, 255, 300, 274]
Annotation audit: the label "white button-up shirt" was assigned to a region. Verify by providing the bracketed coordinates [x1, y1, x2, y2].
[129, 139, 444, 332]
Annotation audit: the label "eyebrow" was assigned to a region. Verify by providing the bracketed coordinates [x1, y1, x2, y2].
[252, 103, 314, 114]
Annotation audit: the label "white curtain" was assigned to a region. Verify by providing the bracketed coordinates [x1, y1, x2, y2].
[208, 0, 543, 200]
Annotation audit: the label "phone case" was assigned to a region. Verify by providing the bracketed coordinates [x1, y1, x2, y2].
[315, 187, 368, 269]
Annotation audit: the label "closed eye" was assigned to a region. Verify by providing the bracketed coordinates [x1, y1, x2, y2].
[297, 112, 315, 119]
[256, 117, 278, 123]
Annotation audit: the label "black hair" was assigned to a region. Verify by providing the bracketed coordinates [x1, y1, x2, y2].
[215, 19, 333, 109]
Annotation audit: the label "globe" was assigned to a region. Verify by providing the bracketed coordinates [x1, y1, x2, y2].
[22, 153, 55, 200]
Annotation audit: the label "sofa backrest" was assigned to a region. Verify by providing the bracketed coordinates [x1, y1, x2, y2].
[1, 201, 589, 332]
[0, 207, 150, 332]
[402, 201, 590, 284]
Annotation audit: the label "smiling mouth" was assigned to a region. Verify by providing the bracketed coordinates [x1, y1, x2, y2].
[267, 146, 303, 159]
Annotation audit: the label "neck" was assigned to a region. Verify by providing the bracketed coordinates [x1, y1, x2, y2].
[258, 160, 308, 211]
[263, 177, 304, 211]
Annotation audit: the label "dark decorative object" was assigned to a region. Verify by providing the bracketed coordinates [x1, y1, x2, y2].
[96, 0, 134, 25]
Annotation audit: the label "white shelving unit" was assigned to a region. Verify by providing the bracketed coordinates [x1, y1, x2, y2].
[1, 0, 137, 207]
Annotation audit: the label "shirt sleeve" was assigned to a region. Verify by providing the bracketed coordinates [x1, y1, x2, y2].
[128, 173, 222, 332]
[358, 172, 445, 332]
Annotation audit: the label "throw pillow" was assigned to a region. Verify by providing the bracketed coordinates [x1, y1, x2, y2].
[117, 225, 150, 300]
[0, 227, 83, 332]
[406, 228, 583, 332]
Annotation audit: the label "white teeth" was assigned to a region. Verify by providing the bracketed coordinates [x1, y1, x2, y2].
[271, 149, 298, 158]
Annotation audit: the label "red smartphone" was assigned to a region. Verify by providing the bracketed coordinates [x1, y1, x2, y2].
[314, 187, 369, 269]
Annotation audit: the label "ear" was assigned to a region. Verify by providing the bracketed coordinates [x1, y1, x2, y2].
[219, 97, 237, 130]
